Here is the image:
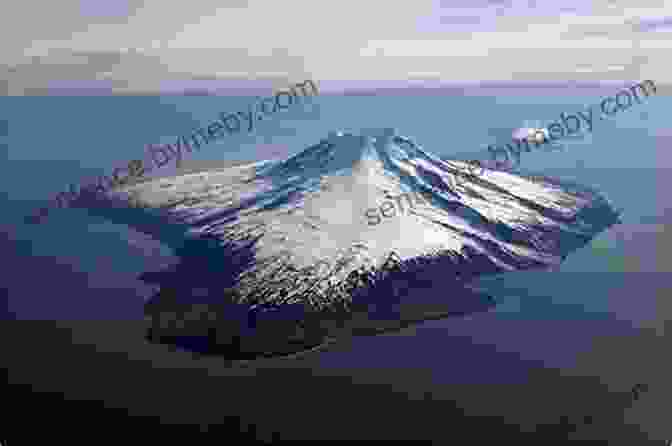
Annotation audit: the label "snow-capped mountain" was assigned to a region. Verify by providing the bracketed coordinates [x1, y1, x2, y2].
[83, 128, 620, 357]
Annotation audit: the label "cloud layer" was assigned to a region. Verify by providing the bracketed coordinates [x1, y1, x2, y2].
[1, 0, 669, 94]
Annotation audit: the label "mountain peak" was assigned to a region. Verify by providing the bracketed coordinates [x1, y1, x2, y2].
[259, 128, 425, 180]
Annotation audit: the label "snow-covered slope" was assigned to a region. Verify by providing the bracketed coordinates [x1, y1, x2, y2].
[82, 128, 621, 357]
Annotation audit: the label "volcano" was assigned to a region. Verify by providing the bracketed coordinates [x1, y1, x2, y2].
[81, 128, 621, 359]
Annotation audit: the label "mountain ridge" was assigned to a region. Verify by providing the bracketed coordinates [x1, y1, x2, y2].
[78, 128, 621, 358]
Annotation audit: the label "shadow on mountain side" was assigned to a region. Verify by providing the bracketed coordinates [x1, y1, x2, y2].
[136, 231, 500, 361]
[142, 283, 498, 361]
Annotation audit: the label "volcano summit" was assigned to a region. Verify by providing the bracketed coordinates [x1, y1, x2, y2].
[82, 128, 621, 359]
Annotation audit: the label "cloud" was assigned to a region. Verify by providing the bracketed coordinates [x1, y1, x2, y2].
[631, 16, 672, 32]
[1, 0, 670, 92]
[439, 16, 485, 24]
[3, 46, 312, 94]
[77, 0, 144, 22]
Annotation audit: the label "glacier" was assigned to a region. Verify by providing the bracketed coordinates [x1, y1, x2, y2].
[76, 128, 621, 359]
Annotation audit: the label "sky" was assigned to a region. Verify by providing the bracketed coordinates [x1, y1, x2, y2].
[1, 0, 670, 94]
